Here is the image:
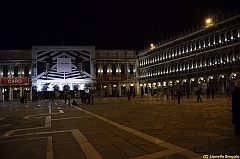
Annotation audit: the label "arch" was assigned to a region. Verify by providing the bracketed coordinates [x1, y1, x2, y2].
[189, 78, 196, 84]
[217, 74, 227, 82]
[229, 72, 240, 81]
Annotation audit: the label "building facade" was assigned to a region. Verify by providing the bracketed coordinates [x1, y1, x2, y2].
[94, 49, 138, 96]
[31, 46, 96, 99]
[0, 50, 32, 101]
[138, 11, 240, 96]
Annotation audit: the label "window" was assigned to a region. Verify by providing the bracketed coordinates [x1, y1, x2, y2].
[14, 66, 18, 77]
[112, 65, 116, 74]
[24, 66, 29, 77]
[103, 65, 107, 75]
[121, 65, 125, 74]
[3, 66, 8, 77]
[130, 64, 134, 74]
[95, 65, 98, 75]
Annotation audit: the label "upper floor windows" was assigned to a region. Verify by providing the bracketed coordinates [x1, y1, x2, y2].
[24, 66, 29, 77]
[14, 66, 18, 77]
[3, 66, 8, 77]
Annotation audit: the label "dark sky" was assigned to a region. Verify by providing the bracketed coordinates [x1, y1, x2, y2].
[0, 0, 240, 50]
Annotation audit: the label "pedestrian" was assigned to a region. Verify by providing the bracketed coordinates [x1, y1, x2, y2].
[84, 94, 87, 104]
[24, 96, 28, 103]
[186, 87, 190, 99]
[64, 93, 67, 104]
[232, 80, 240, 136]
[67, 92, 71, 105]
[173, 90, 177, 99]
[171, 90, 174, 99]
[206, 87, 210, 99]
[98, 92, 100, 100]
[211, 87, 215, 99]
[87, 93, 91, 104]
[127, 89, 131, 101]
[195, 88, 203, 101]
[141, 90, 144, 98]
[90, 93, 94, 104]
[225, 86, 230, 97]
[80, 94, 84, 104]
[165, 89, 170, 100]
[176, 88, 181, 104]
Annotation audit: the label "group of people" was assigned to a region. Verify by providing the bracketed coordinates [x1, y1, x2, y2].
[205, 87, 216, 99]
[64, 92, 94, 105]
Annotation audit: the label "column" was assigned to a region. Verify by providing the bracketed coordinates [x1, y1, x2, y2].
[30, 89, 32, 101]
[9, 87, 12, 101]
[118, 83, 121, 96]
[20, 87, 23, 97]
[136, 81, 139, 95]
[0, 88, 2, 101]
[108, 85, 111, 96]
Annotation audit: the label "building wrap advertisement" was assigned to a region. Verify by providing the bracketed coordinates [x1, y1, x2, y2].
[33, 46, 94, 81]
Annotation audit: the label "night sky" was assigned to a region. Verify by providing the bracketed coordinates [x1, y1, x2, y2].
[0, 0, 240, 50]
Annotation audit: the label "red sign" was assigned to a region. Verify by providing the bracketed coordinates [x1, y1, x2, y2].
[0, 77, 29, 85]
[103, 75, 127, 82]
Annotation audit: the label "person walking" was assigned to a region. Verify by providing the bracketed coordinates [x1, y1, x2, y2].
[98, 92, 100, 100]
[90, 93, 94, 105]
[165, 89, 170, 100]
[127, 89, 131, 101]
[232, 80, 240, 135]
[67, 92, 71, 105]
[80, 94, 84, 105]
[225, 86, 231, 97]
[211, 87, 215, 99]
[64, 93, 67, 104]
[195, 88, 203, 101]
[176, 88, 181, 104]
[206, 87, 210, 99]
[116, 92, 119, 99]
[186, 87, 190, 99]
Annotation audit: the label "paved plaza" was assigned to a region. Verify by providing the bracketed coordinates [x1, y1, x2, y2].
[0, 94, 240, 159]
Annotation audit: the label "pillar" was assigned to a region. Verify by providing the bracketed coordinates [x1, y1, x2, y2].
[118, 83, 121, 96]
[9, 87, 12, 101]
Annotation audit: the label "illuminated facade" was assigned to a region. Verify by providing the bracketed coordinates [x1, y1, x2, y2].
[138, 11, 240, 95]
[94, 50, 138, 96]
[31, 46, 96, 99]
[0, 50, 32, 101]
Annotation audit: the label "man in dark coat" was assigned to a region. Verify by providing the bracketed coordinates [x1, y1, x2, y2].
[232, 80, 240, 135]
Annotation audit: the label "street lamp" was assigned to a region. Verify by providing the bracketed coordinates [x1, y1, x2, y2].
[205, 18, 213, 28]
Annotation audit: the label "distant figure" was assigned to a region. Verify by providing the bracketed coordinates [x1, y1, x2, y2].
[195, 88, 203, 101]
[98, 92, 100, 100]
[186, 87, 190, 99]
[211, 87, 215, 99]
[165, 89, 170, 100]
[225, 86, 230, 97]
[116, 92, 119, 99]
[67, 93, 71, 105]
[206, 87, 210, 99]
[127, 89, 131, 101]
[90, 93, 94, 105]
[176, 88, 181, 104]
[232, 80, 240, 135]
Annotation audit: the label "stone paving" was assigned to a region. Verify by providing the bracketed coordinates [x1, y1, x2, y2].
[0, 94, 239, 159]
